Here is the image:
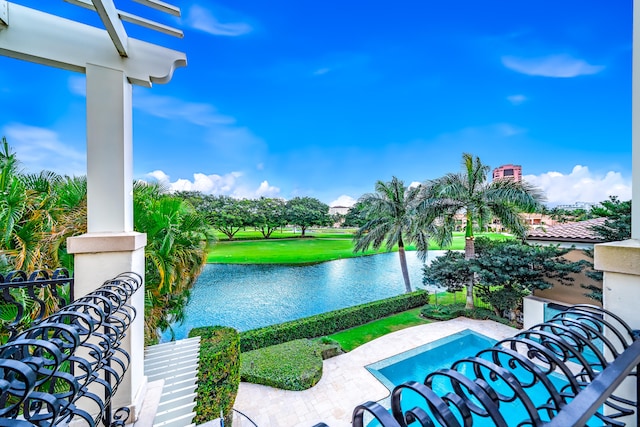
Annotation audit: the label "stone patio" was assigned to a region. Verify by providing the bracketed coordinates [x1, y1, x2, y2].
[233, 317, 519, 427]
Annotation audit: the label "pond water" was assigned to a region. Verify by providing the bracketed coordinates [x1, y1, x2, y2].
[164, 251, 446, 341]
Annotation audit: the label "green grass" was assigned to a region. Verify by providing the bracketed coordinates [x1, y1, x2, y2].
[207, 238, 383, 263]
[325, 307, 431, 352]
[240, 339, 324, 390]
[207, 230, 511, 264]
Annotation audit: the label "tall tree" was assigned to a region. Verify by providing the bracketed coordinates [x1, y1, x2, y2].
[353, 177, 435, 293]
[285, 197, 330, 237]
[252, 197, 287, 238]
[423, 153, 545, 308]
[204, 195, 251, 240]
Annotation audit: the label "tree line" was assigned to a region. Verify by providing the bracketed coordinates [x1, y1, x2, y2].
[175, 193, 332, 239]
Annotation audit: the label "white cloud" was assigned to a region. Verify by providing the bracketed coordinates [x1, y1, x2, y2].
[254, 181, 281, 198]
[134, 92, 234, 127]
[329, 195, 356, 207]
[185, 5, 252, 36]
[146, 170, 280, 199]
[2, 123, 85, 175]
[524, 165, 631, 206]
[502, 54, 604, 78]
[507, 94, 527, 105]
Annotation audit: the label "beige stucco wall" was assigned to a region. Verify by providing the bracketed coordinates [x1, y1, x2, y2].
[532, 248, 602, 306]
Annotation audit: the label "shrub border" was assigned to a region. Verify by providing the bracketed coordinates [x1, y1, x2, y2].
[239, 290, 429, 352]
[188, 326, 240, 425]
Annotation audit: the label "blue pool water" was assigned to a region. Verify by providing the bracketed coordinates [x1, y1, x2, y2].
[366, 330, 576, 426]
[164, 251, 445, 341]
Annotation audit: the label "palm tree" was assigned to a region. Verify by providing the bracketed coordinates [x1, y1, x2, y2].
[423, 153, 545, 308]
[133, 182, 214, 344]
[353, 176, 435, 293]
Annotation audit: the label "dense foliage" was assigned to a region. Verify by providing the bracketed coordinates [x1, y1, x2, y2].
[189, 326, 240, 426]
[240, 339, 324, 390]
[424, 238, 583, 319]
[239, 290, 429, 351]
[590, 196, 631, 242]
[134, 183, 213, 344]
[342, 201, 370, 227]
[421, 153, 545, 308]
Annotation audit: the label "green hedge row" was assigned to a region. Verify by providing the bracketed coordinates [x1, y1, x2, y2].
[189, 326, 240, 426]
[420, 303, 511, 325]
[239, 290, 429, 352]
[240, 339, 324, 390]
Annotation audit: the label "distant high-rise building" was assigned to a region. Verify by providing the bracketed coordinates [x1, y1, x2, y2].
[492, 164, 522, 182]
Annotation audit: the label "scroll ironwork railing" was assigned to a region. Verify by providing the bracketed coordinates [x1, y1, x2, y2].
[0, 272, 143, 426]
[315, 304, 640, 427]
[1, 268, 73, 342]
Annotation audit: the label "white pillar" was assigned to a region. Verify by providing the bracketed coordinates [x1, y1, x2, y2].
[85, 63, 133, 233]
[67, 63, 147, 422]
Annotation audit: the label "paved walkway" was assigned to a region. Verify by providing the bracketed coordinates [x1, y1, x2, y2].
[233, 318, 519, 427]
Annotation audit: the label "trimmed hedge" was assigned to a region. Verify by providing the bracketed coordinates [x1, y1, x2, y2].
[420, 303, 511, 325]
[239, 290, 429, 352]
[240, 339, 323, 390]
[189, 326, 240, 426]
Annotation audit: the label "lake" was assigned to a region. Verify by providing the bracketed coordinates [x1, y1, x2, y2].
[164, 250, 446, 341]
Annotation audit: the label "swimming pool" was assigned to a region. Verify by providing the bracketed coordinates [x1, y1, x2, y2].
[365, 329, 573, 426]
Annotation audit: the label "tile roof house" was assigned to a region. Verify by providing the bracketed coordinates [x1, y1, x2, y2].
[526, 217, 607, 249]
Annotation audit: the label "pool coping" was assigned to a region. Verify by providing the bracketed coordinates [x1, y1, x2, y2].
[365, 328, 498, 393]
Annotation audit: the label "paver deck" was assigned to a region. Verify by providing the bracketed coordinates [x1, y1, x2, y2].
[233, 317, 519, 427]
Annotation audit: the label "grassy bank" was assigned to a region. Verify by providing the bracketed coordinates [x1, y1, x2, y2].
[326, 307, 431, 351]
[207, 230, 510, 264]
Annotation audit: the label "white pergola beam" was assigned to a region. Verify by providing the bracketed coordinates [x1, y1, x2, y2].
[119, 10, 183, 38]
[133, 0, 180, 17]
[0, 2, 186, 87]
[0, 0, 8, 28]
[92, 0, 129, 56]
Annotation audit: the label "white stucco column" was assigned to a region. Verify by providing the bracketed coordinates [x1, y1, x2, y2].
[67, 63, 147, 422]
[85, 63, 134, 233]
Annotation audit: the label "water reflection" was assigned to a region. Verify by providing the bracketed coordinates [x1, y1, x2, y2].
[164, 251, 446, 341]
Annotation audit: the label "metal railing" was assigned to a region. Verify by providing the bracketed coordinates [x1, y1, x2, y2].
[1, 268, 73, 341]
[0, 272, 142, 426]
[315, 304, 640, 426]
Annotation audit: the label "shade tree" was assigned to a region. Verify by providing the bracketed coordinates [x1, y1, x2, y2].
[285, 197, 331, 237]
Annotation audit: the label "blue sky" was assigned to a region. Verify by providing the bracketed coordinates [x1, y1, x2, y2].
[0, 1, 632, 207]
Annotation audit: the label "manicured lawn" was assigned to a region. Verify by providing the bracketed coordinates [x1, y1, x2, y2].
[207, 230, 511, 264]
[325, 307, 431, 352]
[207, 238, 382, 264]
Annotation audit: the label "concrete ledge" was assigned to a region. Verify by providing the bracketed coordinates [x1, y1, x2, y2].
[132, 380, 164, 427]
[594, 239, 640, 275]
[68, 232, 147, 254]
